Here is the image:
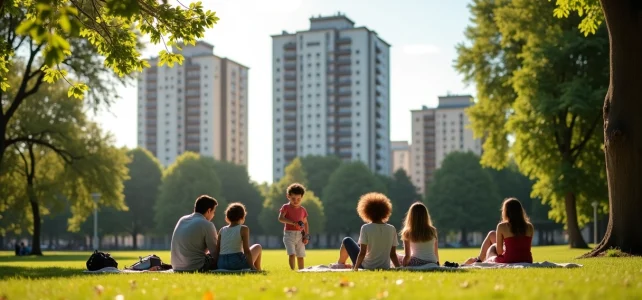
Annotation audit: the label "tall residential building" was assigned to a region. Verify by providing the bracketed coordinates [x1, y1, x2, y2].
[271, 13, 391, 182]
[410, 95, 482, 194]
[391, 141, 411, 175]
[137, 41, 249, 168]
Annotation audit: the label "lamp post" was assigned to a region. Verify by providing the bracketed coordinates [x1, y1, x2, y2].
[92, 193, 101, 250]
[591, 201, 598, 245]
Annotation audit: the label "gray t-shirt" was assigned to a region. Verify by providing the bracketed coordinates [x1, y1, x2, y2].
[358, 223, 399, 269]
[170, 213, 218, 271]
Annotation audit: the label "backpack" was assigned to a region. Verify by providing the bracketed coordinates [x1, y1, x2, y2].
[86, 250, 118, 271]
[126, 254, 169, 271]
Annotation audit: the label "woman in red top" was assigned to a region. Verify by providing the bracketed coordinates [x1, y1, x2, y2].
[464, 198, 534, 264]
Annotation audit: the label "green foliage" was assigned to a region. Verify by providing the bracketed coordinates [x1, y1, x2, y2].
[258, 158, 308, 235]
[0, 79, 130, 236]
[213, 160, 264, 234]
[1, 0, 219, 96]
[322, 162, 386, 233]
[154, 152, 224, 233]
[425, 152, 501, 236]
[486, 162, 549, 222]
[386, 169, 422, 228]
[300, 155, 342, 199]
[120, 148, 163, 239]
[455, 0, 609, 230]
[300, 190, 325, 234]
[551, 0, 603, 36]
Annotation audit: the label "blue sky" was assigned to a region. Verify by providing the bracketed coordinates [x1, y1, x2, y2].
[93, 0, 476, 184]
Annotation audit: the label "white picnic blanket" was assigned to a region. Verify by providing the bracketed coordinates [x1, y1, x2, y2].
[298, 261, 582, 272]
[459, 261, 582, 269]
[83, 267, 262, 274]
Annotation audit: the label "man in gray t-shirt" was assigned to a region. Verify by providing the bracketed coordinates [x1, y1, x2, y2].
[170, 195, 219, 272]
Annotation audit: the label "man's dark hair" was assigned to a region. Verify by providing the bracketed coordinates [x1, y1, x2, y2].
[225, 202, 247, 222]
[194, 195, 218, 214]
[286, 183, 306, 196]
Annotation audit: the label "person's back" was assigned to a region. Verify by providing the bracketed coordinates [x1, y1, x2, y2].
[170, 195, 219, 272]
[409, 239, 438, 263]
[359, 223, 398, 269]
[497, 222, 533, 263]
[219, 225, 243, 255]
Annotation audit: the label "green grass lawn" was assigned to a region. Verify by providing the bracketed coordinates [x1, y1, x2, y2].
[1, 246, 641, 299]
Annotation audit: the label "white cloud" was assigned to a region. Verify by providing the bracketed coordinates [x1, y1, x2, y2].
[402, 44, 440, 55]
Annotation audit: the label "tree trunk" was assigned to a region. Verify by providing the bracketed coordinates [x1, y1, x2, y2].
[564, 192, 589, 248]
[132, 228, 138, 250]
[587, 0, 642, 256]
[0, 124, 6, 174]
[460, 228, 469, 247]
[28, 185, 43, 256]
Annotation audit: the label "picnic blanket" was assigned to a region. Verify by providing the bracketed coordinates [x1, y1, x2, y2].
[459, 261, 582, 269]
[297, 261, 582, 272]
[83, 267, 263, 274]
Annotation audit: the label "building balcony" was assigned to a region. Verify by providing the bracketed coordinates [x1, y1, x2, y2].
[284, 91, 296, 100]
[337, 108, 351, 117]
[338, 129, 351, 137]
[336, 57, 351, 65]
[284, 61, 296, 70]
[337, 97, 351, 106]
[284, 101, 297, 110]
[338, 119, 351, 127]
[284, 122, 296, 130]
[337, 140, 351, 147]
[336, 48, 351, 55]
[337, 37, 351, 44]
[338, 78, 351, 86]
[284, 81, 296, 90]
[284, 131, 296, 139]
[284, 142, 297, 150]
[284, 52, 297, 61]
[337, 69, 351, 76]
[284, 151, 297, 159]
[284, 112, 297, 120]
[284, 72, 297, 80]
[338, 90, 351, 97]
[284, 43, 296, 50]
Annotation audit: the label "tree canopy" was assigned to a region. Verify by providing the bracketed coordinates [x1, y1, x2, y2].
[425, 152, 500, 246]
[300, 155, 342, 199]
[455, 0, 609, 248]
[214, 160, 263, 234]
[322, 161, 386, 233]
[154, 152, 224, 233]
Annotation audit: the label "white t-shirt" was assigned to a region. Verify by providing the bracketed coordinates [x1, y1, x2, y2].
[358, 223, 398, 269]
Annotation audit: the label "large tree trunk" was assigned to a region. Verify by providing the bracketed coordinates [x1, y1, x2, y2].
[27, 185, 43, 256]
[564, 192, 589, 248]
[132, 231, 138, 250]
[587, 0, 642, 256]
[0, 124, 6, 173]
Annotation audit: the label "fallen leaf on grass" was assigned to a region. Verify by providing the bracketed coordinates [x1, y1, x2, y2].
[338, 277, 355, 288]
[94, 285, 105, 295]
[494, 284, 504, 291]
[460, 281, 470, 289]
[115, 295, 124, 300]
[284, 287, 298, 297]
[0, 294, 7, 300]
[202, 291, 214, 300]
[395, 279, 404, 285]
[129, 280, 137, 290]
[374, 290, 389, 299]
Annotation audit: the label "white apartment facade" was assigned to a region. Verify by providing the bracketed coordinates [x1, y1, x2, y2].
[410, 95, 482, 194]
[391, 141, 411, 175]
[137, 41, 249, 167]
[271, 13, 391, 182]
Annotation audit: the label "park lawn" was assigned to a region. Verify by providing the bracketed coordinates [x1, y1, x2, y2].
[0, 246, 641, 299]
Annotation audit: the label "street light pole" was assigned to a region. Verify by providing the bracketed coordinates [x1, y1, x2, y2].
[591, 201, 598, 245]
[92, 193, 101, 250]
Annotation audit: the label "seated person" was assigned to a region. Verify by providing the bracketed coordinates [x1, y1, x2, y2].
[170, 195, 219, 272]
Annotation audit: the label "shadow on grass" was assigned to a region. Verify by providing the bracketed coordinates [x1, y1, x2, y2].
[0, 266, 84, 280]
[0, 254, 140, 263]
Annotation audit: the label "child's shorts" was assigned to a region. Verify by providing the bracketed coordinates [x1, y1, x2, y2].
[217, 252, 251, 270]
[283, 230, 305, 257]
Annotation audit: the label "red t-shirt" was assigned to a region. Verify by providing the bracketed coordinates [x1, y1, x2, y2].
[280, 204, 308, 231]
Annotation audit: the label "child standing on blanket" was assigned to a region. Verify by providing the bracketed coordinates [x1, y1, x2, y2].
[334, 192, 401, 270]
[278, 183, 310, 270]
[215, 203, 263, 271]
[397, 202, 440, 267]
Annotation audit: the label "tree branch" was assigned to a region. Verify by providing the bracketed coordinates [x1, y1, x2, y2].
[27, 142, 36, 183]
[5, 137, 83, 164]
[14, 143, 30, 179]
[571, 113, 602, 161]
[3, 42, 45, 125]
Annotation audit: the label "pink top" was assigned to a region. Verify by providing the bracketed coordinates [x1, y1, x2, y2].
[280, 204, 308, 231]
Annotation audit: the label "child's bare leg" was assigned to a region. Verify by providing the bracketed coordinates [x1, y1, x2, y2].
[464, 231, 496, 264]
[338, 242, 349, 264]
[288, 255, 295, 270]
[250, 244, 262, 270]
[297, 257, 304, 270]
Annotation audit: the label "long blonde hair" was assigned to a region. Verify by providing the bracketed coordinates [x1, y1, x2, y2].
[400, 202, 437, 242]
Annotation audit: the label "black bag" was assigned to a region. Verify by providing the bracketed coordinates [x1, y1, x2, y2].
[86, 250, 118, 271]
[126, 254, 164, 271]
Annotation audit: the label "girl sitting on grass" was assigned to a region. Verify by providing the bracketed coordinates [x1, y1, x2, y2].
[463, 197, 534, 265]
[397, 202, 440, 266]
[215, 202, 263, 271]
[333, 192, 401, 270]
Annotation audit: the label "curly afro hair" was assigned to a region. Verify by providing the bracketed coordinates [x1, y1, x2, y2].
[225, 202, 247, 222]
[357, 192, 393, 223]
